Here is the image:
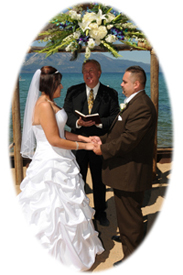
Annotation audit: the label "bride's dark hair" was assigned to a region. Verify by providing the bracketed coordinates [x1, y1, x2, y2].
[40, 66, 62, 100]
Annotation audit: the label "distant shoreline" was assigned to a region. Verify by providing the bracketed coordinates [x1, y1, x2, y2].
[20, 52, 156, 74]
[20, 71, 164, 75]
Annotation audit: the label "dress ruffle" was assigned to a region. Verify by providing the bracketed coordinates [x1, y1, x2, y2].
[17, 109, 104, 271]
[18, 156, 104, 271]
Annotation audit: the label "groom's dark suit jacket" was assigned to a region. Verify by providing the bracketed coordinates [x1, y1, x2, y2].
[100, 90, 157, 192]
[64, 82, 120, 137]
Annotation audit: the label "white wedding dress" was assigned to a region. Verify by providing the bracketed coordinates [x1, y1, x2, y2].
[17, 108, 104, 271]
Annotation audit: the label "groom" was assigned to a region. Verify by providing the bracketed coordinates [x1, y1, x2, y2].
[92, 66, 157, 264]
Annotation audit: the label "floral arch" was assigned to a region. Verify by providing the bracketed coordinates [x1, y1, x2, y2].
[38, 3, 151, 60]
[12, 3, 159, 185]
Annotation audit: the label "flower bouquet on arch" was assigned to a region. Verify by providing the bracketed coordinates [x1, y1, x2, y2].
[38, 3, 148, 61]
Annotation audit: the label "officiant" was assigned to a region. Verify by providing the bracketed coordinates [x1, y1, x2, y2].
[64, 59, 120, 226]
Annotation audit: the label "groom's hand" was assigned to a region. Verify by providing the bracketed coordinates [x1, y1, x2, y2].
[90, 136, 102, 145]
[93, 143, 102, 155]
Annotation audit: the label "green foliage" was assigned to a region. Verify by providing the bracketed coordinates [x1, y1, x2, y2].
[37, 3, 149, 60]
[100, 41, 122, 58]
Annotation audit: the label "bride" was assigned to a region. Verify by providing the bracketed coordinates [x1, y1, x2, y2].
[17, 66, 104, 271]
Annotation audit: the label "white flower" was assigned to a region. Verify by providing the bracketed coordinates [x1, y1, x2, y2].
[105, 34, 118, 43]
[122, 22, 136, 29]
[79, 12, 100, 32]
[89, 23, 98, 30]
[65, 45, 70, 52]
[63, 34, 73, 42]
[89, 25, 108, 45]
[82, 12, 96, 23]
[73, 31, 81, 39]
[107, 24, 113, 30]
[69, 10, 81, 20]
[68, 10, 76, 18]
[65, 43, 72, 52]
[105, 13, 116, 23]
[65, 41, 76, 52]
[87, 38, 95, 49]
[78, 20, 91, 32]
[85, 46, 91, 59]
[92, 9, 106, 25]
[120, 103, 127, 111]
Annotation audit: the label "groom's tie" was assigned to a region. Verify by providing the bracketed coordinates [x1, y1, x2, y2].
[88, 89, 94, 114]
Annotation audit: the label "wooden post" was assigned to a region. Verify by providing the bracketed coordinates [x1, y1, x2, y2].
[150, 49, 159, 180]
[12, 78, 23, 184]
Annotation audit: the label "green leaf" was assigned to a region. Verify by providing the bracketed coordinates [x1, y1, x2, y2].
[101, 41, 122, 58]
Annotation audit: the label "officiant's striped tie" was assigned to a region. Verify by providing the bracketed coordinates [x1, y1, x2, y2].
[88, 89, 94, 114]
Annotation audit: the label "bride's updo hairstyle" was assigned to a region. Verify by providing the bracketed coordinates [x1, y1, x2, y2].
[40, 66, 62, 100]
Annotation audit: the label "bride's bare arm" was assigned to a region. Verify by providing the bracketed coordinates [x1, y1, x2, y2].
[65, 131, 91, 143]
[38, 103, 93, 150]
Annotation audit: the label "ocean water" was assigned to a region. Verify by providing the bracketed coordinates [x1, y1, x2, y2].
[9, 72, 173, 148]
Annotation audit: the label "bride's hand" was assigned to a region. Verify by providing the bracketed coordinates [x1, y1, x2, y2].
[85, 143, 94, 150]
[79, 135, 92, 143]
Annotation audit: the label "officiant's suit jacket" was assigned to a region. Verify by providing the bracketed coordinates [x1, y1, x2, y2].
[100, 90, 157, 192]
[63, 82, 119, 214]
[63, 82, 120, 137]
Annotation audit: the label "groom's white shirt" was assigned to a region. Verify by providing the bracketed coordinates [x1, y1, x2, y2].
[124, 90, 143, 104]
[119, 90, 143, 122]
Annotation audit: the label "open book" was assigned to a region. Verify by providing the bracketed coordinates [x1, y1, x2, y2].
[75, 110, 101, 124]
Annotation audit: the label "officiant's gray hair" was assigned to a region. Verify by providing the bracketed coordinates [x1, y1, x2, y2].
[82, 59, 102, 73]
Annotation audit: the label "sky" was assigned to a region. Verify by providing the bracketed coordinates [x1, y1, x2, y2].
[104, 51, 150, 63]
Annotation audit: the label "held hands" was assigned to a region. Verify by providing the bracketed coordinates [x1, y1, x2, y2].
[85, 143, 94, 150]
[78, 135, 95, 151]
[79, 135, 93, 143]
[79, 135, 102, 155]
[90, 136, 102, 155]
[90, 136, 102, 145]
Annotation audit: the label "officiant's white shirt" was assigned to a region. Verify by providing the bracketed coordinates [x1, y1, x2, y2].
[86, 82, 100, 100]
[76, 83, 101, 128]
